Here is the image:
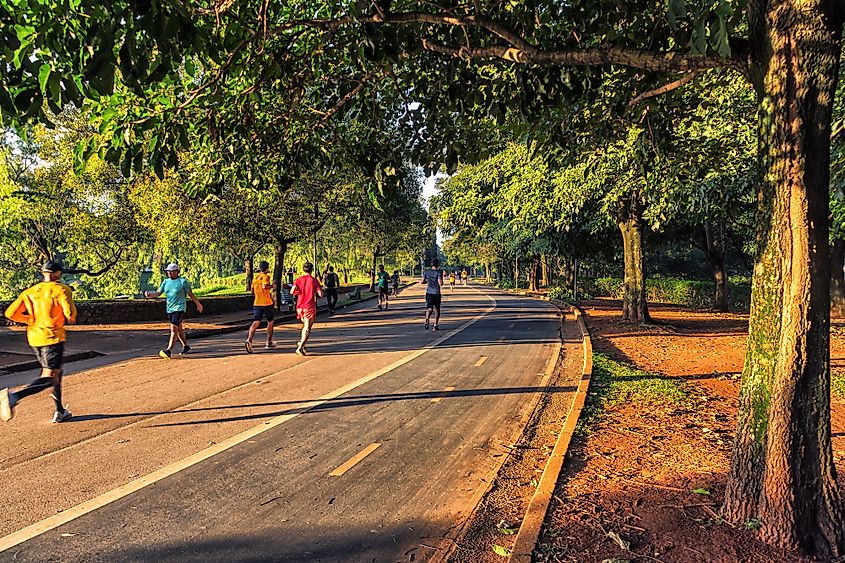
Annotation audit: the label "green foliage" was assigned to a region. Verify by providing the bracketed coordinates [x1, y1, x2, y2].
[547, 286, 572, 301]
[584, 276, 751, 310]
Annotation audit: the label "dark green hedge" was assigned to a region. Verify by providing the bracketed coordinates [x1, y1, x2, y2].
[582, 277, 751, 311]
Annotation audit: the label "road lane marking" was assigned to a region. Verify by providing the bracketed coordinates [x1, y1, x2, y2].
[474, 356, 488, 367]
[0, 290, 497, 553]
[430, 386, 456, 403]
[329, 443, 381, 476]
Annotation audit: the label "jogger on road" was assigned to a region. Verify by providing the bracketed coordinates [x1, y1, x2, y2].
[1, 261, 77, 423]
[376, 265, 390, 310]
[245, 261, 276, 353]
[145, 263, 203, 359]
[323, 265, 340, 315]
[291, 262, 323, 355]
[422, 259, 443, 331]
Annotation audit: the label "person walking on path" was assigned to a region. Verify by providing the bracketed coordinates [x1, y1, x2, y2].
[245, 261, 276, 353]
[1, 261, 77, 423]
[291, 262, 323, 355]
[144, 263, 203, 359]
[323, 265, 340, 315]
[376, 265, 391, 310]
[461, 269, 469, 285]
[422, 259, 443, 331]
[391, 270, 400, 296]
[448, 271, 456, 292]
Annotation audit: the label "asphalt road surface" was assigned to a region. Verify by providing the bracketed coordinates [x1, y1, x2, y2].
[0, 284, 560, 562]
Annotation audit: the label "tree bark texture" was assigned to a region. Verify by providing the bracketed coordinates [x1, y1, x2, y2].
[529, 254, 541, 291]
[272, 241, 287, 311]
[244, 256, 254, 295]
[723, 3, 844, 555]
[703, 221, 730, 312]
[831, 238, 845, 317]
[617, 194, 650, 322]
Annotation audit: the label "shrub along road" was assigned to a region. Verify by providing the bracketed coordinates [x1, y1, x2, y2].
[0, 284, 563, 562]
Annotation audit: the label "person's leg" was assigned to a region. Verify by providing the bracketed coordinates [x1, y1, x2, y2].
[48, 368, 64, 413]
[176, 324, 188, 347]
[434, 304, 442, 327]
[165, 324, 178, 352]
[246, 320, 261, 343]
[266, 320, 275, 346]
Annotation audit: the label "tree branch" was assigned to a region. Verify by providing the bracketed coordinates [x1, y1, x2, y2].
[64, 247, 125, 277]
[628, 71, 699, 106]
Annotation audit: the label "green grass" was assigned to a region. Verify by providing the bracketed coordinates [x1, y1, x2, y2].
[575, 353, 691, 435]
[193, 285, 249, 297]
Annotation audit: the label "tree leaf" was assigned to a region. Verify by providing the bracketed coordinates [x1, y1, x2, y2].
[492, 545, 511, 557]
[692, 488, 711, 495]
[38, 64, 52, 95]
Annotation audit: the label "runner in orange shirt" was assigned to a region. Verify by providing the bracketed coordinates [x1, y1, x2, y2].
[1, 261, 77, 423]
[245, 261, 276, 353]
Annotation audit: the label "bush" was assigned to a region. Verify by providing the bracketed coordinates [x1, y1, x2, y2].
[547, 286, 572, 300]
[497, 279, 515, 290]
[582, 276, 751, 310]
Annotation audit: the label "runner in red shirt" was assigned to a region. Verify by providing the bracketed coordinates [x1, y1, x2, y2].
[291, 262, 323, 355]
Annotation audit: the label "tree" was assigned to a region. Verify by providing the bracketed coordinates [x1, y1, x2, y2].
[2, 0, 845, 554]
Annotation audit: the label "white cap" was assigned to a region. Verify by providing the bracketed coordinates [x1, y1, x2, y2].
[164, 263, 180, 272]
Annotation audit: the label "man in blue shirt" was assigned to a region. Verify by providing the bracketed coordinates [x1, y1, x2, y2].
[145, 263, 203, 358]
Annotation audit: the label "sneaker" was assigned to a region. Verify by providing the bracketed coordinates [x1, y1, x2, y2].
[159, 349, 172, 359]
[378, 304, 383, 311]
[0, 388, 13, 422]
[424, 320, 430, 331]
[295, 346, 307, 356]
[264, 342, 276, 350]
[52, 409, 72, 423]
[244, 340, 254, 354]
[180, 345, 192, 355]
[433, 325, 440, 331]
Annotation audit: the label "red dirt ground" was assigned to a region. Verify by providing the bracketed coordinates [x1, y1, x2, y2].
[536, 298, 845, 563]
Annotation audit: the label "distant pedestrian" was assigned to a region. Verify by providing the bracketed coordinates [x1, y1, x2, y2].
[448, 271, 456, 292]
[1, 261, 77, 423]
[323, 265, 340, 315]
[376, 265, 390, 310]
[391, 270, 400, 296]
[422, 259, 443, 331]
[461, 269, 468, 285]
[291, 262, 323, 355]
[245, 261, 275, 353]
[144, 263, 203, 359]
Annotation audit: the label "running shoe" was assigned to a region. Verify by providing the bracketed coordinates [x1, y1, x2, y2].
[180, 345, 192, 355]
[378, 304, 383, 311]
[52, 409, 72, 423]
[0, 388, 13, 422]
[159, 349, 172, 359]
[295, 346, 307, 356]
[424, 320, 430, 331]
[244, 340, 254, 354]
[265, 342, 276, 350]
[433, 325, 440, 331]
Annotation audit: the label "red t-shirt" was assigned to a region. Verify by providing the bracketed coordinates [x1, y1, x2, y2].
[292, 275, 322, 309]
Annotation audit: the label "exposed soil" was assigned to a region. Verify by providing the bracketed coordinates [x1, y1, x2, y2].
[537, 298, 845, 563]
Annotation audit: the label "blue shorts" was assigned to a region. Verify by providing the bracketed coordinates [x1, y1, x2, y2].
[168, 311, 185, 326]
[253, 305, 275, 322]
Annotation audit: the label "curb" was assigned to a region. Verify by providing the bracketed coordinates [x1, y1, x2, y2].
[0, 283, 417, 377]
[510, 305, 593, 562]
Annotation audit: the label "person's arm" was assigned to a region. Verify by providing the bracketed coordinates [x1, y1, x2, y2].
[316, 279, 324, 298]
[145, 280, 165, 299]
[4, 294, 30, 325]
[186, 282, 203, 314]
[438, 272, 443, 288]
[60, 287, 78, 325]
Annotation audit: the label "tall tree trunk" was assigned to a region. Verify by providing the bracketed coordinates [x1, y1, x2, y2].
[617, 194, 650, 322]
[244, 256, 254, 294]
[541, 254, 549, 287]
[723, 6, 844, 556]
[703, 221, 729, 312]
[831, 238, 845, 317]
[272, 241, 287, 311]
[514, 257, 519, 288]
[529, 254, 541, 291]
[369, 251, 378, 292]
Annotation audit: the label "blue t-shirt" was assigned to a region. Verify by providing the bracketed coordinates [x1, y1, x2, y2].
[158, 277, 192, 313]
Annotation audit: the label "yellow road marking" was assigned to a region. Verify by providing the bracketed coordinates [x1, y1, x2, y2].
[0, 291, 497, 554]
[431, 386, 456, 403]
[329, 443, 382, 476]
[474, 356, 488, 367]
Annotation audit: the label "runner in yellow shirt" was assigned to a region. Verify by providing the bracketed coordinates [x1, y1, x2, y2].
[1, 261, 77, 423]
[245, 261, 276, 353]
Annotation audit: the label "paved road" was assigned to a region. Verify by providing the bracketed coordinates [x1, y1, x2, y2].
[0, 284, 560, 562]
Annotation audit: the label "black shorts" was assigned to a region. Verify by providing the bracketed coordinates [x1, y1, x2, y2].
[253, 305, 275, 322]
[425, 293, 442, 309]
[168, 311, 185, 326]
[379, 287, 389, 297]
[32, 342, 64, 370]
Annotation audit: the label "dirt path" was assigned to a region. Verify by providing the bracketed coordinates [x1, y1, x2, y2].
[537, 298, 845, 562]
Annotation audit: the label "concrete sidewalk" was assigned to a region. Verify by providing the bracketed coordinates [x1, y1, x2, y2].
[0, 284, 412, 374]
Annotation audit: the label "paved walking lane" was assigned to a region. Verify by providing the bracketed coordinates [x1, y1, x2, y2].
[0, 285, 561, 562]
